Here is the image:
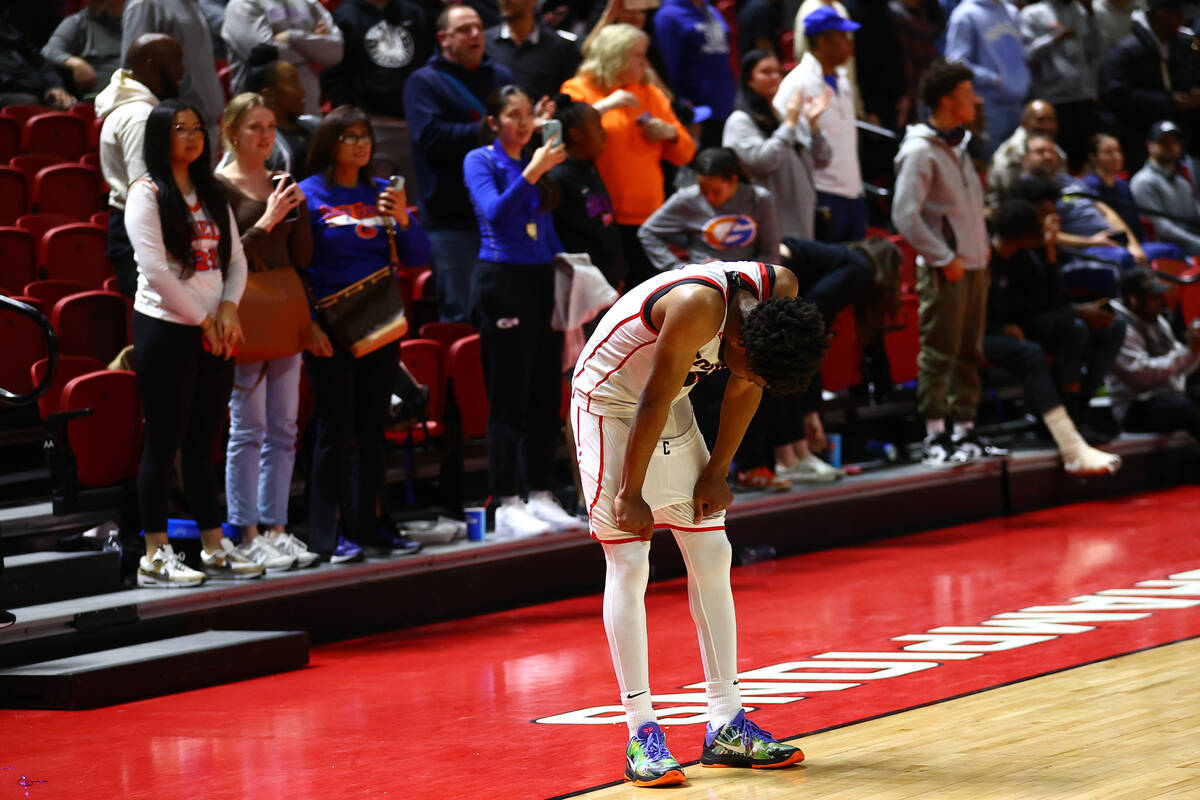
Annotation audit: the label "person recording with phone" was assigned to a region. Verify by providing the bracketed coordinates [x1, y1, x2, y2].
[463, 84, 584, 538]
[215, 92, 330, 572]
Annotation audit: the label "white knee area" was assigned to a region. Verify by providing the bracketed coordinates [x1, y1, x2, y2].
[602, 540, 655, 735]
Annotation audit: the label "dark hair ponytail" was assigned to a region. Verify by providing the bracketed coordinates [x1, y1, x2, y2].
[693, 147, 749, 184]
[143, 100, 231, 279]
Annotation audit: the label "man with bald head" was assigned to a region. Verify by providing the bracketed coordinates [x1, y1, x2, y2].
[986, 98, 1066, 206]
[95, 34, 185, 297]
[403, 5, 513, 322]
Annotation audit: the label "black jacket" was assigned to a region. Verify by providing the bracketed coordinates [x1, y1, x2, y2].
[986, 248, 1069, 336]
[0, 17, 62, 97]
[321, 0, 431, 119]
[483, 22, 580, 103]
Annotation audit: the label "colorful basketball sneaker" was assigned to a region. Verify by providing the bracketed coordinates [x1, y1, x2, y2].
[625, 721, 686, 787]
[700, 710, 805, 769]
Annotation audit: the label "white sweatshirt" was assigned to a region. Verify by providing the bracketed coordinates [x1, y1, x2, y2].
[125, 177, 248, 326]
[94, 70, 158, 210]
[773, 52, 862, 200]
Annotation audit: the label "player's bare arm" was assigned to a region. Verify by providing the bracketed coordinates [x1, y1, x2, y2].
[615, 286, 727, 538]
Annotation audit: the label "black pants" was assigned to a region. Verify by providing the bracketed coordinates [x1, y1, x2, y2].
[983, 334, 1060, 416]
[107, 207, 138, 299]
[471, 260, 563, 498]
[1029, 309, 1126, 402]
[132, 311, 235, 532]
[303, 340, 398, 553]
[1123, 387, 1200, 440]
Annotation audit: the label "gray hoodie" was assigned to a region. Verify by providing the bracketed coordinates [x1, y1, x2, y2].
[892, 123, 989, 271]
[1106, 298, 1200, 422]
[94, 70, 159, 210]
[1019, 0, 1098, 103]
[638, 183, 781, 272]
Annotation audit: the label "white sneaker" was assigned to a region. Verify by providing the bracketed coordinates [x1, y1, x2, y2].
[268, 532, 320, 569]
[526, 491, 586, 531]
[776, 455, 843, 484]
[236, 536, 296, 572]
[495, 498, 552, 538]
[201, 538, 265, 580]
[138, 544, 206, 588]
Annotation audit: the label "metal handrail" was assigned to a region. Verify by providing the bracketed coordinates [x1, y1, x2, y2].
[0, 294, 59, 406]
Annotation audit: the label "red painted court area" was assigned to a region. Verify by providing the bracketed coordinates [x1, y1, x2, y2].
[5, 487, 1200, 800]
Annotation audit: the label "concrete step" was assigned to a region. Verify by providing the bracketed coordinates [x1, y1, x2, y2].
[0, 629, 309, 709]
[0, 550, 121, 607]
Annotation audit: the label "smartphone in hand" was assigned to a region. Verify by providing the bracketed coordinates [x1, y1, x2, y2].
[271, 172, 297, 223]
[542, 119, 562, 148]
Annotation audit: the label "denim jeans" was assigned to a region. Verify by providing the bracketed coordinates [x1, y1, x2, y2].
[224, 354, 302, 528]
[427, 228, 480, 323]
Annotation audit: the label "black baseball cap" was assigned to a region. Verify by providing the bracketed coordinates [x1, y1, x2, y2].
[1121, 268, 1171, 298]
[1147, 119, 1181, 142]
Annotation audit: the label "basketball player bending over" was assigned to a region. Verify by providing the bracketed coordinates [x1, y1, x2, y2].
[572, 261, 826, 786]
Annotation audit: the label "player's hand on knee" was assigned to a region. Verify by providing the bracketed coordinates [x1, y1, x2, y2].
[692, 472, 733, 523]
[615, 492, 655, 539]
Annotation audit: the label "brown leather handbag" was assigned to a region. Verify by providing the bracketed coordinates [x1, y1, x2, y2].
[312, 225, 409, 358]
[235, 266, 314, 365]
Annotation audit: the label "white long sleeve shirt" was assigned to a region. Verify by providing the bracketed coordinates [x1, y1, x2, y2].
[773, 52, 862, 200]
[125, 178, 248, 326]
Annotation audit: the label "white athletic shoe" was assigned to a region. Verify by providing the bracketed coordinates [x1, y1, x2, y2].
[138, 544, 206, 588]
[495, 497, 552, 538]
[526, 491, 586, 531]
[776, 455, 843, 483]
[236, 536, 296, 572]
[268, 532, 320, 569]
[201, 538, 265, 580]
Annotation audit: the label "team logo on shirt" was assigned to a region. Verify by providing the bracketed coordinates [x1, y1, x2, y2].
[317, 203, 386, 239]
[701, 215, 758, 250]
[684, 353, 721, 386]
[585, 192, 614, 226]
[365, 21, 416, 69]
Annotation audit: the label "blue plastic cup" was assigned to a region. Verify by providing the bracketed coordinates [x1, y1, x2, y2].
[827, 433, 843, 468]
[465, 507, 486, 541]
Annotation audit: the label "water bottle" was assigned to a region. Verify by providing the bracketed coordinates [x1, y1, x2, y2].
[738, 545, 776, 566]
[102, 529, 123, 560]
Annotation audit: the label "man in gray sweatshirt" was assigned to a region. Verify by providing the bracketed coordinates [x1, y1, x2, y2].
[1130, 119, 1200, 256]
[892, 59, 993, 468]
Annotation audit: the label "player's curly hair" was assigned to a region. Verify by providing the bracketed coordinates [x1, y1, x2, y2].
[741, 296, 828, 396]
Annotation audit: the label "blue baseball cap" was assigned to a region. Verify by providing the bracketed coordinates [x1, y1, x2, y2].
[803, 6, 860, 36]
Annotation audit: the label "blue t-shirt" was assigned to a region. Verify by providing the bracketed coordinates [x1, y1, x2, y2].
[653, 0, 736, 120]
[1081, 173, 1140, 240]
[463, 141, 563, 265]
[298, 175, 432, 301]
[1056, 174, 1110, 238]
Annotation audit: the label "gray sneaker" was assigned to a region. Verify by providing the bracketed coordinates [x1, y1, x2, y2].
[201, 538, 265, 580]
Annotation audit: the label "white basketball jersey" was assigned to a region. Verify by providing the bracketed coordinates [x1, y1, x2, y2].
[572, 261, 777, 417]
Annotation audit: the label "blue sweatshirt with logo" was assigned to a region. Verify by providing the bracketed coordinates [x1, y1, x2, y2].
[299, 174, 432, 302]
[945, 0, 1030, 105]
[653, 0, 736, 121]
[464, 141, 563, 265]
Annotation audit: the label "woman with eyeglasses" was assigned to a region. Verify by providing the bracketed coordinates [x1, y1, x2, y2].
[125, 99, 260, 588]
[297, 106, 431, 564]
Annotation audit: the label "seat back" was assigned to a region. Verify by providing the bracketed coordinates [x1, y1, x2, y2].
[883, 293, 920, 386]
[67, 102, 96, 125]
[24, 113, 87, 160]
[446, 333, 488, 439]
[1152, 257, 1188, 312]
[0, 297, 49, 400]
[0, 105, 54, 125]
[16, 213, 78, 241]
[0, 166, 27, 225]
[0, 115, 19, 162]
[819, 307, 861, 393]
[399, 338, 445, 423]
[0, 227, 37, 292]
[417, 321, 476, 353]
[50, 290, 130, 363]
[30, 355, 106, 419]
[60, 370, 142, 487]
[41, 223, 111, 287]
[23, 278, 91, 310]
[11, 153, 66, 184]
[33, 164, 102, 219]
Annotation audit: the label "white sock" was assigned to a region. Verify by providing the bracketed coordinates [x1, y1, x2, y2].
[1044, 406, 1121, 475]
[602, 540, 657, 736]
[672, 529, 741, 728]
[954, 420, 974, 437]
[925, 418, 945, 437]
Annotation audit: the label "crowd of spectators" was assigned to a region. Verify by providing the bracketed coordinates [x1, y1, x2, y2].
[6, 0, 1200, 591]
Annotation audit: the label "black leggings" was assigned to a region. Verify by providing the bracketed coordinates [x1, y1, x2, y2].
[132, 311, 235, 533]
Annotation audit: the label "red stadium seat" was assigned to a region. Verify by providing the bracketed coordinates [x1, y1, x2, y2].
[1179, 264, 1200, 326]
[888, 234, 918, 295]
[417, 321, 476, 353]
[29, 355, 106, 420]
[67, 103, 96, 126]
[23, 278, 91, 310]
[0, 227, 37, 291]
[0, 115, 19, 162]
[1151, 257, 1187, 313]
[10, 154, 67, 207]
[0, 105, 53, 125]
[447, 333, 488, 440]
[387, 338, 446, 445]
[23, 113, 87, 160]
[79, 152, 100, 170]
[88, 116, 102, 152]
[59, 370, 142, 487]
[0, 166, 27, 225]
[101, 276, 119, 293]
[90, 210, 110, 227]
[32, 164, 102, 219]
[40, 223, 112, 288]
[0, 298, 49, 400]
[50, 290, 130, 363]
[883, 293, 920, 386]
[819, 307, 861, 393]
[16, 213, 78, 242]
